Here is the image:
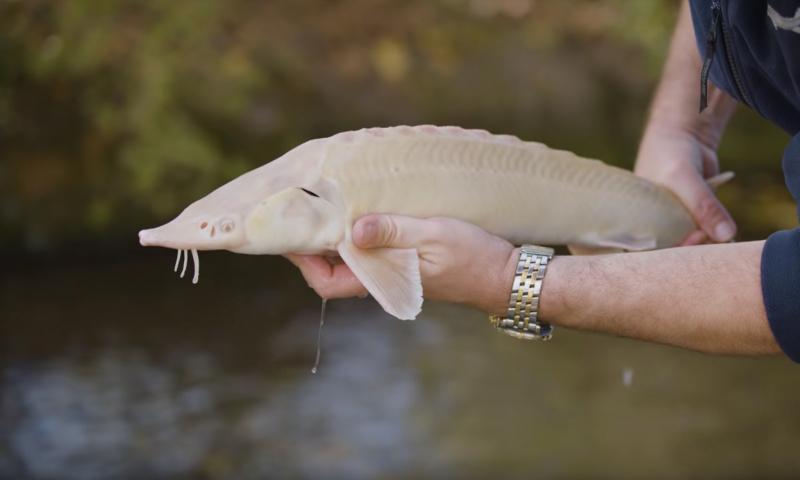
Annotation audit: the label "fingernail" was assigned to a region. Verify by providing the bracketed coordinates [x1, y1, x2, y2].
[713, 222, 735, 242]
[356, 220, 377, 246]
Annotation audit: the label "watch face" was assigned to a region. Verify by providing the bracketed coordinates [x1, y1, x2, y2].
[522, 245, 555, 257]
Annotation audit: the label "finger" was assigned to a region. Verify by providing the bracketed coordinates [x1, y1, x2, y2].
[679, 229, 708, 246]
[352, 214, 432, 249]
[669, 175, 737, 242]
[285, 254, 367, 299]
[285, 254, 333, 281]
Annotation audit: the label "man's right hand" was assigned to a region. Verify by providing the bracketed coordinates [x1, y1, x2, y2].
[632, 2, 739, 247]
[635, 125, 737, 245]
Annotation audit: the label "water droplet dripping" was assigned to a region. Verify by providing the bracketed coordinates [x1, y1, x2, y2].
[311, 298, 327, 374]
[622, 367, 634, 387]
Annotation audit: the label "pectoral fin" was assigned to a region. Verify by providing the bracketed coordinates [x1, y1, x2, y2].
[337, 241, 423, 320]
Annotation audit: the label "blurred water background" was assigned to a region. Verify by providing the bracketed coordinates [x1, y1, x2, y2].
[2, 1, 799, 478]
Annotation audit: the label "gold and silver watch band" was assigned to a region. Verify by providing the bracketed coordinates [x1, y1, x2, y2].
[489, 245, 554, 341]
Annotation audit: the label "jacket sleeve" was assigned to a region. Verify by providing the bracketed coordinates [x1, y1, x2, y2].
[762, 229, 800, 362]
[761, 132, 800, 363]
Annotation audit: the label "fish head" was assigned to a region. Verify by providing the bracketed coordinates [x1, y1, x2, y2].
[138, 202, 247, 252]
[234, 185, 345, 255]
[140, 184, 345, 255]
[139, 136, 337, 253]
[138, 183, 344, 254]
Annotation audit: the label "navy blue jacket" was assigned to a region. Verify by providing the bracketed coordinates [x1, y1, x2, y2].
[690, 0, 800, 362]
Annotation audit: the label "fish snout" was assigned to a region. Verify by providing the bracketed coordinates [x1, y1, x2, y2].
[137, 218, 246, 251]
[138, 229, 156, 246]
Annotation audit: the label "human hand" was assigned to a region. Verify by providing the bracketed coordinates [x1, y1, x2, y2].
[286, 215, 517, 315]
[634, 125, 737, 245]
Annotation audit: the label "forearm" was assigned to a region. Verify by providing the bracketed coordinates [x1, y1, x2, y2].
[640, 2, 736, 148]
[537, 242, 779, 355]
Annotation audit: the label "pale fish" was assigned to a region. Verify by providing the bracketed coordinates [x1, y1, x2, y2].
[139, 125, 730, 320]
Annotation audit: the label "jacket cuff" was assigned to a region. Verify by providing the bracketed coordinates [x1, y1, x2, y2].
[761, 229, 800, 363]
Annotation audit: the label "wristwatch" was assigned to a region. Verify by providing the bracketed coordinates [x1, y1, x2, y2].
[489, 244, 554, 341]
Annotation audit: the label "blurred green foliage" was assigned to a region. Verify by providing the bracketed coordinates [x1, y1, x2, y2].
[0, 0, 794, 252]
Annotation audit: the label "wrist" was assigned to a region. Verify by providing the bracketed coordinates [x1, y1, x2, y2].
[486, 246, 520, 316]
[644, 86, 735, 151]
[537, 255, 570, 327]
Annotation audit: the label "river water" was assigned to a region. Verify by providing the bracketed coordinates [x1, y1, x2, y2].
[1, 251, 799, 479]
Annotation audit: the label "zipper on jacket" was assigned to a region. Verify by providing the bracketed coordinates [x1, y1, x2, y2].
[700, 0, 752, 112]
[719, 7, 752, 108]
[699, 1, 721, 112]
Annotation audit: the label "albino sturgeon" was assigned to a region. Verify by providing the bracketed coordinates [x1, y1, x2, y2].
[139, 125, 722, 320]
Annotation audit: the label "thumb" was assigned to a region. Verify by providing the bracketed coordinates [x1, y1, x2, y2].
[352, 214, 429, 249]
[670, 174, 737, 242]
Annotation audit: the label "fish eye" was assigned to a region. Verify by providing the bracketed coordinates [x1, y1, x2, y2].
[220, 219, 235, 233]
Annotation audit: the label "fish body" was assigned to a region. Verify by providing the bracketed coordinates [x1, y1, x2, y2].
[321, 126, 693, 249]
[139, 125, 697, 319]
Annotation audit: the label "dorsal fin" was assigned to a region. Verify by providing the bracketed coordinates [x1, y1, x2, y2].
[329, 125, 539, 149]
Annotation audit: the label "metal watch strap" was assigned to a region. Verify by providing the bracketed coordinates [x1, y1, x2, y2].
[489, 245, 554, 341]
